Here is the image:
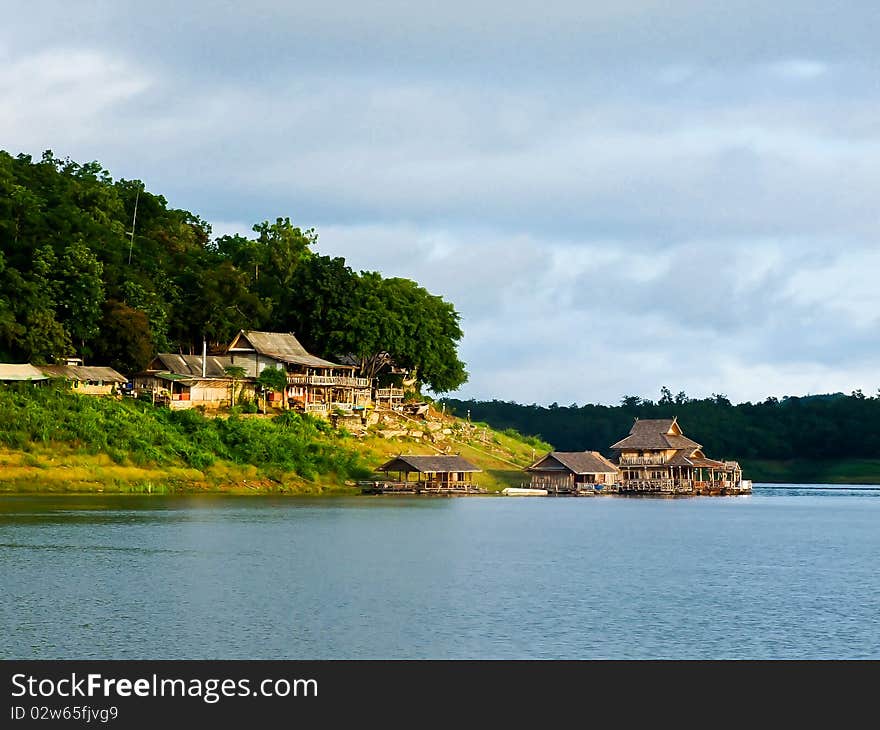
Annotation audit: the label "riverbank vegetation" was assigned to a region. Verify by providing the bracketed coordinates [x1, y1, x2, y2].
[0, 385, 370, 492]
[0, 388, 545, 493]
[442, 389, 880, 483]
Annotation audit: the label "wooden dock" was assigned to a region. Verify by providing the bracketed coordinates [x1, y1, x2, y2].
[358, 480, 486, 495]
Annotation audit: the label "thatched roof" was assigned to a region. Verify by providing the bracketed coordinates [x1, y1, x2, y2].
[228, 330, 352, 370]
[610, 417, 701, 450]
[378, 455, 481, 473]
[0, 363, 48, 381]
[528, 451, 619, 474]
[148, 354, 235, 378]
[40, 365, 127, 383]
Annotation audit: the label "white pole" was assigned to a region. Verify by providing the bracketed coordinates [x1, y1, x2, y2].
[202, 338, 206, 378]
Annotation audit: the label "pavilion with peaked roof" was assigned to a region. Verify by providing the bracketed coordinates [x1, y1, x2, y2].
[372, 454, 482, 493]
[526, 451, 619, 493]
[610, 417, 747, 494]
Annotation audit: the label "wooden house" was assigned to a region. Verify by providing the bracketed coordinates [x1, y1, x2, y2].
[526, 451, 619, 494]
[226, 330, 372, 416]
[610, 417, 748, 494]
[369, 454, 482, 493]
[133, 354, 253, 408]
[40, 364, 127, 395]
[0, 364, 48, 384]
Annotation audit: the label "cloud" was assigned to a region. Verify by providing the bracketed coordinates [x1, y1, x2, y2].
[767, 59, 830, 80]
[2, 2, 880, 404]
[0, 49, 150, 150]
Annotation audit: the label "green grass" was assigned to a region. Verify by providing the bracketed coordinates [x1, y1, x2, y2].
[0, 385, 371, 489]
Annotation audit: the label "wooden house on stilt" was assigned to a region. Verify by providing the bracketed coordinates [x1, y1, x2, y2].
[611, 417, 750, 494]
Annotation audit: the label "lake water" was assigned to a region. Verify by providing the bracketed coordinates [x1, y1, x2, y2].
[1, 485, 879, 659]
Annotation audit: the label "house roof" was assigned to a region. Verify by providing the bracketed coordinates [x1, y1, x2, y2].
[528, 451, 619, 474]
[228, 330, 352, 370]
[148, 354, 235, 378]
[40, 365, 127, 383]
[378, 455, 482, 473]
[644, 449, 734, 470]
[610, 417, 702, 450]
[0, 363, 48, 381]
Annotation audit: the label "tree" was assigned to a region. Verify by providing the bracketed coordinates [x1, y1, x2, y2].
[57, 239, 105, 352]
[224, 365, 247, 406]
[659, 386, 674, 404]
[256, 366, 288, 410]
[92, 300, 154, 375]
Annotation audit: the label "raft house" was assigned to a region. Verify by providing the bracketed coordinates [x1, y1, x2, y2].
[525, 451, 619, 495]
[361, 454, 484, 494]
[611, 417, 751, 495]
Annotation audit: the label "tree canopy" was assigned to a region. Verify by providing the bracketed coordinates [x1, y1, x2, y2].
[0, 150, 467, 392]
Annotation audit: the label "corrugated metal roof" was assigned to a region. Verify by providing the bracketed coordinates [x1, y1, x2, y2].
[528, 451, 619, 474]
[230, 330, 352, 370]
[40, 365, 127, 383]
[0, 363, 49, 381]
[150, 354, 235, 378]
[378, 455, 482, 473]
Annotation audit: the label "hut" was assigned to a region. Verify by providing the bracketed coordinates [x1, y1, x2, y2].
[132, 354, 252, 408]
[0, 364, 48, 384]
[610, 417, 749, 494]
[40, 364, 127, 395]
[526, 451, 619, 494]
[370, 454, 482, 493]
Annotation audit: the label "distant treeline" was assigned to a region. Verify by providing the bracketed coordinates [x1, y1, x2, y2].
[441, 389, 880, 461]
[0, 150, 466, 392]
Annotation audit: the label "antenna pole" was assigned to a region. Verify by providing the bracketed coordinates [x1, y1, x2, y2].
[127, 184, 141, 265]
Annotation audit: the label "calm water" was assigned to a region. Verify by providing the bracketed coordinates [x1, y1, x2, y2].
[1, 485, 879, 659]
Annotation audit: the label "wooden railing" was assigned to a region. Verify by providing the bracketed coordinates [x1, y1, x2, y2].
[287, 374, 371, 387]
[375, 388, 405, 399]
[619, 456, 667, 465]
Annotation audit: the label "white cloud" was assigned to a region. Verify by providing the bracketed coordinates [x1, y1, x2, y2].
[0, 49, 150, 147]
[767, 59, 830, 80]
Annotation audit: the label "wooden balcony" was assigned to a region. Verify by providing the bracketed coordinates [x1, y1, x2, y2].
[375, 387, 405, 399]
[619, 456, 667, 466]
[286, 374, 371, 388]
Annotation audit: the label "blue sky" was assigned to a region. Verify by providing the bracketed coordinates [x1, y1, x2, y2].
[3, 2, 879, 404]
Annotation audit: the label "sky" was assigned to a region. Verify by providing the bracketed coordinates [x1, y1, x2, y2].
[2, 1, 879, 406]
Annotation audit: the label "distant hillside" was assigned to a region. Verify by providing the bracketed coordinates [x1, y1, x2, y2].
[441, 391, 880, 483]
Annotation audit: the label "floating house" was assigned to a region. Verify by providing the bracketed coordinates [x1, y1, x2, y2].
[40, 363, 127, 395]
[611, 417, 748, 494]
[526, 451, 619, 494]
[364, 454, 483, 494]
[227, 330, 372, 415]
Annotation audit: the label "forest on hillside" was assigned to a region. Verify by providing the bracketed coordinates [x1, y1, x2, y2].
[442, 389, 880, 462]
[0, 150, 467, 392]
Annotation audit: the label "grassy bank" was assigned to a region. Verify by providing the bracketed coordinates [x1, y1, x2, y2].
[0, 388, 548, 494]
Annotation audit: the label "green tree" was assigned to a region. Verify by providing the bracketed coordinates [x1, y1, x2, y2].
[257, 366, 288, 410]
[224, 365, 247, 406]
[92, 300, 154, 375]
